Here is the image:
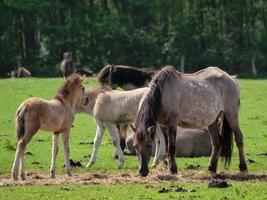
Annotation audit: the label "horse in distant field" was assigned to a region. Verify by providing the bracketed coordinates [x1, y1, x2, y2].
[75, 87, 166, 169]
[97, 64, 155, 90]
[60, 52, 76, 78]
[10, 67, 31, 78]
[131, 66, 247, 176]
[121, 125, 211, 157]
[12, 74, 88, 181]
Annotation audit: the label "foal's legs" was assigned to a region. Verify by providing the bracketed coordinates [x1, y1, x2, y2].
[167, 125, 177, 174]
[86, 122, 105, 168]
[50, 132, 59, 178]
[152, 124, 166, 167]
[12, 129, 36, 181]
[225, 113, 247, 172]
[62, 130, 71, 176]
[104, 122, 125, 169]
[207, 121, 221, 173]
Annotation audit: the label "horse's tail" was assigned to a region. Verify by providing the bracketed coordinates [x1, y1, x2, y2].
[15, 105, 28, 141]
[220, 114, 233, 167]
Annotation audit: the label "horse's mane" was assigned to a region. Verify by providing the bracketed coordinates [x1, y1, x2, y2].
[134, 66, 176, 138]
[54, 74, 82, 102]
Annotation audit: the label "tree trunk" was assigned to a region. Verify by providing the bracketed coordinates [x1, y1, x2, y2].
[180, 55, 185, 72]
[251, 58, 257, 77]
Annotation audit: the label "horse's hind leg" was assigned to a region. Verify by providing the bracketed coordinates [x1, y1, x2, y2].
[50, 132, 59, 178]
[207, 121, 221, 174]
[12, 128, 37, 181]
[225, 113, 247, 172]
[104, 123, 125, 169]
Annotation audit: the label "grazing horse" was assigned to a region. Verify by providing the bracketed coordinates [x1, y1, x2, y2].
[131, 66, 247, 177]
[11, 74, 88, 181]
[75, 87, 166, 169]
[10, 67, 31, 78]
[60, 52, 76, 78]
[97, 64, 155, 90]
[121, 125, 211, 157]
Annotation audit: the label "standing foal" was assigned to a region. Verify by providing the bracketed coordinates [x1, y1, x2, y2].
[12, 74, 88, 181]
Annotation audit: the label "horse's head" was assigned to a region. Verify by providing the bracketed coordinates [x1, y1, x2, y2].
[130, 124, 155, 177]
[57, 74, 88, 107]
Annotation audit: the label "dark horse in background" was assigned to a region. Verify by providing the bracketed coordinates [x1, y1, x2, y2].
[60, 52, 75, 78]
[131, 66, 248, 177]
[97, 64, 155, 90]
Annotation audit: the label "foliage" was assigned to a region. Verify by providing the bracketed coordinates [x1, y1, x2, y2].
[1, 1, 267, 76]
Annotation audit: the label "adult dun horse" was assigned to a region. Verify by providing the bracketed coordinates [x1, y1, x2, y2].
[12, 74, 88, 181]
[131, 66, 247, 177]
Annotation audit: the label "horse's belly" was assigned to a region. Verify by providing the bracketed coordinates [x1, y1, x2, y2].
[178, 102, 222, 129]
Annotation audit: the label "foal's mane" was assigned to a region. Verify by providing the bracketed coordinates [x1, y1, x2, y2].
[54, 74, 82, 102]
[134, 66, 176, 137]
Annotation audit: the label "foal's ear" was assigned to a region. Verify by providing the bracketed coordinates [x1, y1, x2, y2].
[81, 74, 86, 81]
[129, 124, 137, 133]
[147, 126, 155, 135]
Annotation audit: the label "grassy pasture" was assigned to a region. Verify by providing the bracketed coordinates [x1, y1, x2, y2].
[0, 77, 266, 199]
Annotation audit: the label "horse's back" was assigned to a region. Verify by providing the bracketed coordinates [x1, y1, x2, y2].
[93, 88, 148, 123]
[159, 66, 237, 128]
[18, 97, 66, 132]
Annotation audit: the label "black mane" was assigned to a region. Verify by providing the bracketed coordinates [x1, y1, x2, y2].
[134, 66, 177, 140]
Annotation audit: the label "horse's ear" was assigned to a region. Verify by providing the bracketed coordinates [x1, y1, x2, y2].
[129, 124, 137, 134]
[81, 74, 86, 81]
[147, 126, 155, 135]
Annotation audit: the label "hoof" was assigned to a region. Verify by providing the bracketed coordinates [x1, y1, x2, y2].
[67, 171, 72, 177]
[170, 165, 177, 174]
[239, 164, 248, 173]
[12, 173, 19, 181]
[118, 159, 125, 169]
[208, 165, 217, 174]
[21, 173, 26, 181]
[86, 161, 95, 168]
[118, 162, 124, 169]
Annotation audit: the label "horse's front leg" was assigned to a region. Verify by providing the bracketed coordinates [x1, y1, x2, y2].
[50, 132, 59, 178]
[62, 130, 71, 177]
[105, 123, 125, 169]
[86, 122, 105, 168]
[168, 126, 177, 174]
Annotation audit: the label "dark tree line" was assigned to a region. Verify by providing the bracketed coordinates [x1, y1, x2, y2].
[1, 0, 267, 77]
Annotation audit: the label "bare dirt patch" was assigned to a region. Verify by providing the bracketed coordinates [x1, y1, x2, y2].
[1, 166, 266, 187]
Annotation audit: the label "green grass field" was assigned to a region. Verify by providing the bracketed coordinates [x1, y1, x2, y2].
[0, 77, 266, 199]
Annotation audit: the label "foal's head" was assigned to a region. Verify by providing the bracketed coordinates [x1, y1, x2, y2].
[55, 74, 88, 107]
[130, 124, 156, 177]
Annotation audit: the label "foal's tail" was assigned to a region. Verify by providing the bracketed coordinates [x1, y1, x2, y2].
[220, 114, 233, 167]
[15, 105, 28, 141]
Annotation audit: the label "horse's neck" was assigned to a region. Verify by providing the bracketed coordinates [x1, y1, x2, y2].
[65, 95, 78, 111]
